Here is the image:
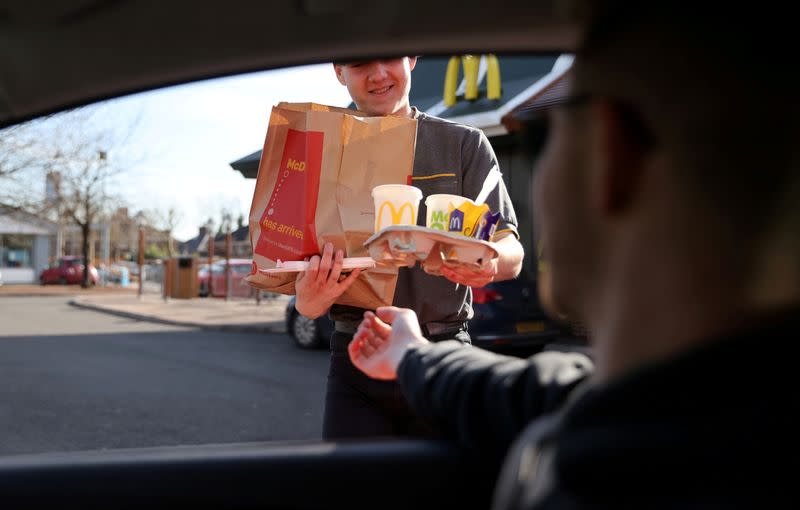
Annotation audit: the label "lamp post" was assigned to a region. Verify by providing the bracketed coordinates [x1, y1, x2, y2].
[223, 213, 232, 302]
[205, 220, 215, 297]
[137, 218, 145, 299]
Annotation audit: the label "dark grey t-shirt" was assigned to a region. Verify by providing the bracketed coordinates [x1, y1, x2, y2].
[331, 109, 519, 325]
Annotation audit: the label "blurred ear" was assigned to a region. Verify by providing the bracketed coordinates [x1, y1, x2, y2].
[408, 56, 418, 71]
[591, 99, 648, 215]
[333, 63, 347, 86]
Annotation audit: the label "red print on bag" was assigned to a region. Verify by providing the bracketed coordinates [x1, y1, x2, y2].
[255, 129, 323, 261]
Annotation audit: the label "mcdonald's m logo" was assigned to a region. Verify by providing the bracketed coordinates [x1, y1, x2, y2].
[376, 201, 417, 230]
[444, 54, 501, 107]
[448, 209, 464, 232]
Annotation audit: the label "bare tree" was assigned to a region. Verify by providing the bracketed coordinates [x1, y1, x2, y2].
[0, 125, 38, 180]
[2, 101, 148, 288]
[149, 206, 183, 257]
[41, 106, 141, 287]
[52, 150, 119, 287]
[0, 116, 57, 207]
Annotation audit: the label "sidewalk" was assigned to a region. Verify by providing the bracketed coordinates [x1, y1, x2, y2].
[1, 284, 289, 333]
[71, 293, 290, 333]
[0, 283, 139, 297]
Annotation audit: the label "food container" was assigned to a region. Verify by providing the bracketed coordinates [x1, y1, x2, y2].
[363, 225, 497, 275]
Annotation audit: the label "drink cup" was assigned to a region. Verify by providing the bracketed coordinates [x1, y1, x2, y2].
[424, 194, 468, 230]
[371, 184, 423, 232]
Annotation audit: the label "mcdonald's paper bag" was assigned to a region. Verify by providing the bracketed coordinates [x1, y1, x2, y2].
[245, 102, 417, 309]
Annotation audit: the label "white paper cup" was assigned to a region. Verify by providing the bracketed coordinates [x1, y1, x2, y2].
[371, 184, 423, 231]
[424, 194, 470, 231]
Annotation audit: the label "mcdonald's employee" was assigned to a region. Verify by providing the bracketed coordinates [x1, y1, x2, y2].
[293, 56, 525, 439]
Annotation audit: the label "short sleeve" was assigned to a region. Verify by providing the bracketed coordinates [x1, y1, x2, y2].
[460, 129, 519, 239]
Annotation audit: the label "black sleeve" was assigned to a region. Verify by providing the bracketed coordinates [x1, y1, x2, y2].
[397, 341, 593, 456]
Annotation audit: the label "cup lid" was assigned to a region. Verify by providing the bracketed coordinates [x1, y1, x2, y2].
[425, 193, 466, 206]
[371, 184, 423, 199]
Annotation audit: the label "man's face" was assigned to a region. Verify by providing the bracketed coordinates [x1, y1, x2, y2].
[532, 97, 595, 317]
[334, 57, 417, 116]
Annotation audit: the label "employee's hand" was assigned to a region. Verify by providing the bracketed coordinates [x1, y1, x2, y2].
[349, 307, 429, 381]
[294, 243, 361, 319]
[440, 257, 498, 288]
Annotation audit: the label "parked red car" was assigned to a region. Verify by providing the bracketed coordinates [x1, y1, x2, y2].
[39, 256, 99, 285]
[199, 259, 255, 298]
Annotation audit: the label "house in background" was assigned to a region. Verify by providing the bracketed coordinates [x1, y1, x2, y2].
[0, 205, 57, 284]
[178, 224, 213, 257]
[0, 201, 180, 284]
[224, 225, 251, 258]
[56, 208, 176, 265]
[179, 222, 251, 259]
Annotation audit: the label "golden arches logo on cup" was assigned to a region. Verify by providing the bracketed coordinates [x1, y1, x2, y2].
[376, 201, 416, 229]
[371, 184, 423, 232]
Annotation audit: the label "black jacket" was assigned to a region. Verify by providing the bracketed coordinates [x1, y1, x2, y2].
[397, 311, 797, 509]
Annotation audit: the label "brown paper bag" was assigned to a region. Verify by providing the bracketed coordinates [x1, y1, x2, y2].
[245, 102, 417, 309]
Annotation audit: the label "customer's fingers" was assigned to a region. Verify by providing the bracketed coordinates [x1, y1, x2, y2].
[354, 320, 380, 347]
[355, 318, 370, 338]
[373, 317, 392, 340]
[374, 306, 403, 324]
[348, 337, 368, 364]
[362, 326, 382, 349]
[359, 340, 376, 358]
[353, 324, 368, 344]
[376, 306, 418, 335]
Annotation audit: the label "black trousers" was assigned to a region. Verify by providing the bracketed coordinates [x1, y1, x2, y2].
[322, 329, 470, 440]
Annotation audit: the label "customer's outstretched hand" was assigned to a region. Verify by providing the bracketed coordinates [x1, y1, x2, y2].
[348, 307, 429, 380]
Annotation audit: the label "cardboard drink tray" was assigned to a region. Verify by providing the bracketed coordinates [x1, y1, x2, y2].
[363, 225, 498, 275]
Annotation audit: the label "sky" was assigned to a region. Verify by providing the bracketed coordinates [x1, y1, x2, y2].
[99, 64, 353, 241]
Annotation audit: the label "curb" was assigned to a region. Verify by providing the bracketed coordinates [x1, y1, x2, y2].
[68, 299, 286, 334]
[0, 290, 137, 298]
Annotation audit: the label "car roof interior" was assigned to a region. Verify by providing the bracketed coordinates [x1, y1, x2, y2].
[0, 1, 578, 508]
[0, 0, 577, 127]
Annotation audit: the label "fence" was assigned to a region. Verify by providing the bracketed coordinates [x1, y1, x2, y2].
[105, 258, 281, 303]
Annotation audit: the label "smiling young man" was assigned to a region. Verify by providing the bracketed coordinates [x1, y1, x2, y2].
[293, 56, 525, 439]
[333, 58, 415, 117]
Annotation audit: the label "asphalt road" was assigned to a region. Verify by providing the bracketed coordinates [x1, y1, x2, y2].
[0, 296, 329, 456]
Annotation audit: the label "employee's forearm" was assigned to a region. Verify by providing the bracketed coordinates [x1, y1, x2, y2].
[494, 235, 524, 281]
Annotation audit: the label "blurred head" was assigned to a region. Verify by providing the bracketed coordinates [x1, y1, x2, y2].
[333, 57, 417, 117]
[529, 73, 603, 320]
[532, 1, 800, 322]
